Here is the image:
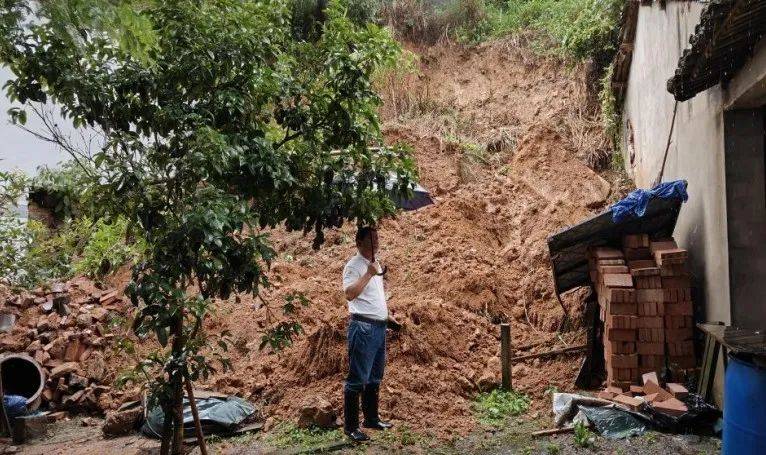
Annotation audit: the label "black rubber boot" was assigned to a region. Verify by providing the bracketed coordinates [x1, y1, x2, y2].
[344, 390, 369, 442]
[361, 385, 393, 430]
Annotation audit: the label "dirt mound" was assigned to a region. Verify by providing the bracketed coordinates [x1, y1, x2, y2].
[191, 39, 629, 437]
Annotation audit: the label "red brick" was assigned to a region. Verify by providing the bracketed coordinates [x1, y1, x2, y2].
[605, 385, 624, 395]
[636, 289, 664, 303]
[612, 394, 642, 411]
[665, 301, 693, 316]
[598, 258, 627, 266]
[655, 248, 688, 266]
[666, 383, 688, 399]
[591, 247, 624, 259]
[629, 385, 644, 395]
[607, 328, 637, 341]
[607, 341, 636, 354]
[640, 354, 665, 369]
[662, 277, 691, 289]
[665, 328, 693, 342]
[643, 392, 660, 403]
[607, 380, 633, 390]
[660, 263, 689, 277]
[597, 390, 616, 400]
[635, 276, 662, 289]
[599, 265, 629, 275]
[606, 315, 638, 330]
[638, 328, 665, 343]
[664, 315, 693, 329]
[612, 354, 639, 368]
[624, 247, 652, 261]
[638, 301, 665, 316]
[638, 316, 663, 328]
[629, 263, 660, 278]
[663, 288, 678, 302]
[642, 371, 659, 386]
[608, 302, 638, 316]
[653, 397, 688, 416]
[637, 343, 664, 356]
[616, 368, 638, 382]
[603, 274, 634, 288]
[650, 240, 678, 254]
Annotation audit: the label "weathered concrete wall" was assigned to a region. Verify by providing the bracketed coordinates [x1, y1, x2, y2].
[620, 1, 730, 406]
[621, 1, 730, 328]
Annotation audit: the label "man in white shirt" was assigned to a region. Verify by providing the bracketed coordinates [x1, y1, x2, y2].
[341, 226, 393, 442]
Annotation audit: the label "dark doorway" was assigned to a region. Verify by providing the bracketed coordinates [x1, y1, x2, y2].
[724, 109, 766, 328]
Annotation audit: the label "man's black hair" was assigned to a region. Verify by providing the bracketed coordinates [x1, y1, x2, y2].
[355, 226, 376, 245]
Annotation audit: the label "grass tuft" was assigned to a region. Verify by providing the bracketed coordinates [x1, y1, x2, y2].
[474, 389, 530, 426]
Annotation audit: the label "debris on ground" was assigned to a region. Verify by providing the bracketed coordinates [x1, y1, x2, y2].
[0, 278, 138, 416]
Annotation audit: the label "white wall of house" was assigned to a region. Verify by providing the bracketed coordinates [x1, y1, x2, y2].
[621, 1, 731, 328]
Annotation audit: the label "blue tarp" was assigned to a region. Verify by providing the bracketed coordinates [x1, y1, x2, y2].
[611, 180, 688, 223]
[3, 394, 27, 419]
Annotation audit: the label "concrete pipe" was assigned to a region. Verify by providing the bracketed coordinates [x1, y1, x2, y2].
[0, 353, 46, 411]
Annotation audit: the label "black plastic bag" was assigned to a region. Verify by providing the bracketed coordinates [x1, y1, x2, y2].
[640, 393, 720, 433]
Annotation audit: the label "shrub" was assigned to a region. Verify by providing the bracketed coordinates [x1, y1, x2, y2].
[29, 160, 96, 221]
[74, 217, 145, 279]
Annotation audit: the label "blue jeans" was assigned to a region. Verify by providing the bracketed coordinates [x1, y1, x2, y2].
[344, 317, 386, 393]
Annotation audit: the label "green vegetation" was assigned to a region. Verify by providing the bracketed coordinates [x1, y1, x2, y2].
[600, 60, 623, 153]
[380, 0, 623, 60]
[2, 1, 414, 453]
[574, 421, 595, 448]
[29, 161, 96, 221]
[266, 423, 344, 449]
[0, 165, 144, 288]
[474, 389, 531, 426]
[545, 441, 561, 454]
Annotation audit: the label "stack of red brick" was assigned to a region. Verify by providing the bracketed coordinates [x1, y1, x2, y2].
[588, 235, 695, 388]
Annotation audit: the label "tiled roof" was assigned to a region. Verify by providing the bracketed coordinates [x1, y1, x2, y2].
[667, 0, 766, 101]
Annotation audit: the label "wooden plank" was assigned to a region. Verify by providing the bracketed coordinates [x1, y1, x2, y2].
[531, 427, 575, 437]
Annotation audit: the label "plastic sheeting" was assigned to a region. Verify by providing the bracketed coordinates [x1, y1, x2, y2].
[611, 180, 688, 223]
[641, 393, 720, 433]
[552, 392, 647, 439]
[142, 395, 255, 439]
[579, 406, 647, 439]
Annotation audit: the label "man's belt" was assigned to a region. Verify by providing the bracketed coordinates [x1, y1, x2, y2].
[350, 313, 388, 327]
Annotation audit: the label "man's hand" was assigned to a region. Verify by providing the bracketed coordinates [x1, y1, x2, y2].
[344, 263, 378, 301]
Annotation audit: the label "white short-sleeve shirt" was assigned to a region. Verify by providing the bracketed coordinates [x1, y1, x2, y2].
[342, 253, 388, 321]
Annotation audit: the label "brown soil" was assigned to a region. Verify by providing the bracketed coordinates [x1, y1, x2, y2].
[189, 38, 630, 438]
[2, 38, 633, 442]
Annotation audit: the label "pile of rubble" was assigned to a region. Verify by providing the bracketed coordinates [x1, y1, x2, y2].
[0, 280, 128, 413]
[597, 371, 690, 416]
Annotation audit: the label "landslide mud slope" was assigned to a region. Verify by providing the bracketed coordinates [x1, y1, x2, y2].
[200, 39, 629, 437]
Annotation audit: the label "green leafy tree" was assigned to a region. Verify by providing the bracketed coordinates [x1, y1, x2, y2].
[1, 1, 415, 453]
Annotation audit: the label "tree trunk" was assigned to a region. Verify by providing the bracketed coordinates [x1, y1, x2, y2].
[160, 403, 173, 455]
[171, 314, 185, 455]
